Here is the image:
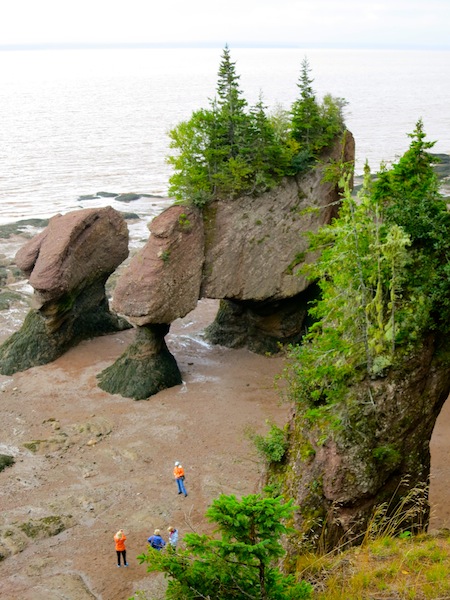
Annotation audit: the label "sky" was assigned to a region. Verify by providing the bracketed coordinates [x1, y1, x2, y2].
[1, 0, 449, 50]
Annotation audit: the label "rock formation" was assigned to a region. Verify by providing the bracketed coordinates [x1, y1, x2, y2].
[0, 206, 130, 375]
[273, 333, 450, 552]
[97, 205, 204, 399]
[98, 132, 354, 399]
[2, 132, 354, 395]
[203, 130, 355, 351]
[111, 205, 204, 325]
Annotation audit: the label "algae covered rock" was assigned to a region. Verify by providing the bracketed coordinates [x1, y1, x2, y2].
[97, 324, 182, 400]
[0, 454, 14, 472]
[0, 514, 74, 562]
[0, 207, 131, 375]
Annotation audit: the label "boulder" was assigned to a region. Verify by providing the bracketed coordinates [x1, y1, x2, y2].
[0, 207, 130, 375]
[15, 206, 129, 306]
[112, 205, 204, 325]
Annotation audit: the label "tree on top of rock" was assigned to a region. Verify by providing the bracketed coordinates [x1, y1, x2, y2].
[215, 44, 248, 159]
[167, 47, 348, 206]
[289, 57, 347, 174]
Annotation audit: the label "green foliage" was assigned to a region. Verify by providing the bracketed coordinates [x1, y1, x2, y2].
[177, 213, 191, 229]
[160, 249, 171, 263]
[0, 454, 14, 472]
[373, 118, 450, 331]
[372, 445, 402, 470]
[134, 493, 312, 600]
[167, 48, 347, 206]
[285, 121, 450, 410]
[289, 58, 347, 174]
[250, 421, 288, 463]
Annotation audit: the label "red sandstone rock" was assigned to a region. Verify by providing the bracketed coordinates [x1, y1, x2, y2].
[15, 207, 129, 305]
[112, 205, 204, 325]
[201, 132, 355, 301]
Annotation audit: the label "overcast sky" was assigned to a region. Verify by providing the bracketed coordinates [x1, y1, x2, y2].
[2, 0, 449, 50]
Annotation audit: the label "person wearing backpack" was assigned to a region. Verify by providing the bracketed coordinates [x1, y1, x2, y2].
[147, 528, 166, 551]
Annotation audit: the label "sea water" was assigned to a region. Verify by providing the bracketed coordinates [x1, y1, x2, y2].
[1, 47, 449, 225]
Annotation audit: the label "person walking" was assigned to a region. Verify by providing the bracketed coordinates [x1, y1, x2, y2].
[147, 528, 166, 551]
[114, 529, 128, 567]
[167, 526, 179, 551]
[173, 461, 188, 496]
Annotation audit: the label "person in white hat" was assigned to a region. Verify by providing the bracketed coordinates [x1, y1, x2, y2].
[173, 461, 188, 496]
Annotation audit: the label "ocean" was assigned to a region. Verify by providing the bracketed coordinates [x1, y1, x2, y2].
[1, 46, 449, 226]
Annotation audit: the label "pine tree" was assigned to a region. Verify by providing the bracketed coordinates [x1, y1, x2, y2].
[286, 123, 450, 411]
[289, 58, 347, 174]
[290, 57, 321, 150]
[244, 94, 289, 194]
[374, 119, 450, 331]
[166, 48, 347, 205]
[134, 493, 313, 600]
[215, 44, 249, 160]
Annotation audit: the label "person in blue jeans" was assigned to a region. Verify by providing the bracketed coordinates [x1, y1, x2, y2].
[147, 529, 166, 550]
[173, 461, 188, 496]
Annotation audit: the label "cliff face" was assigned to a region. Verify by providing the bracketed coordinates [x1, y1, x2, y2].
[276, 334, 450, 551]
[203, 131, 355, 352]
[202, 131, 355, 302]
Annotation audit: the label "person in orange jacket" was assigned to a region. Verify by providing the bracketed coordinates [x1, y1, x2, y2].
[114, 529, 128, 567]
[173, 461, 188, 496]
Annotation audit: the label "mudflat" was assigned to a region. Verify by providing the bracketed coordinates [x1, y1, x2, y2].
[1, 232, 449, 599]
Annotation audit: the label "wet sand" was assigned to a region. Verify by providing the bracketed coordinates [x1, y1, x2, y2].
[1, 236, 449, 599]
[0, 299, 289, 599]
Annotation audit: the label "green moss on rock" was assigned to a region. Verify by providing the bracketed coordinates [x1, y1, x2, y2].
[0, 454, 14, 472]
[97, 324, 182, 399]
[0, 291, 23, 311]
[0, 281, 131, 376]
[19, 515, 71, 540]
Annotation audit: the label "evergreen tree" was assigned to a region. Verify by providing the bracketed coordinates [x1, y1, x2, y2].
[286, 123, 449, 410]
[244, 94, 290, 194]
[215, 44, 249, 159]
[134, 493, 312, 600]
[373, 119, 450, 331]
[289, 57, 347, 174]
[166, 48, 347, 205]
[290, 57, 321, 151]
[375, 119, 445, 249]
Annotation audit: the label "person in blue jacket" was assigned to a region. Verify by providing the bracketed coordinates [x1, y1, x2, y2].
[147, 528, 166, 550]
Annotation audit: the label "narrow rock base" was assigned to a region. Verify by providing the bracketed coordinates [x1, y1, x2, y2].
[97, 324, 182, 400]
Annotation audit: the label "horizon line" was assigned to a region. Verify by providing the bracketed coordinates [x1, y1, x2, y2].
[1, 41, 449, 52]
